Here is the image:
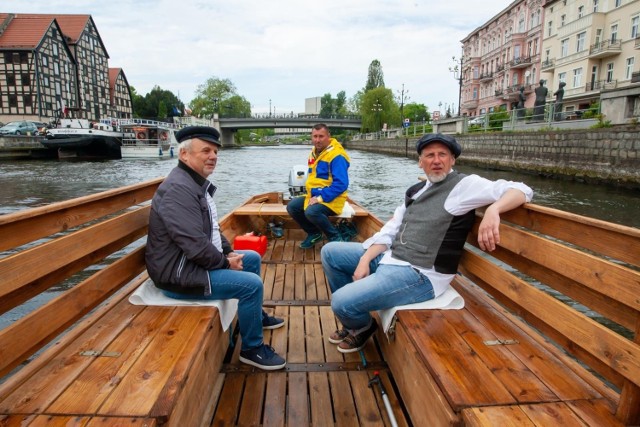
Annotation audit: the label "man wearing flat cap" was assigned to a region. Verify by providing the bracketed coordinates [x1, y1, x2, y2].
[145, 126, 286, 370]
[321, 133, 533, 353]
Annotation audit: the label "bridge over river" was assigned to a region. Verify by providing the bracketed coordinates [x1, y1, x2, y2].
[214, 116, 362, 145]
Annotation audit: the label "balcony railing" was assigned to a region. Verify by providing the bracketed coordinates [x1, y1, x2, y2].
[509, 56, 532, 68]
[541, 58, 555, 70]
[589, 39, 622, 58]
[479, 72, 494, 81]
[584, 79, 618, 92]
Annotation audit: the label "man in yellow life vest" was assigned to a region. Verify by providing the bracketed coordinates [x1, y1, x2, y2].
[287, 124, 350, 249]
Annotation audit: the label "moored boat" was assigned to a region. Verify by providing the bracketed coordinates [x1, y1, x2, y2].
[42, 118, 125, 159]
[120, 119, 179, 159]
[0, 180, 638, 426]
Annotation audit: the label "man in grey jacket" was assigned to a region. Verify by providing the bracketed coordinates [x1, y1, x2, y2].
[145, 126, 286, 370]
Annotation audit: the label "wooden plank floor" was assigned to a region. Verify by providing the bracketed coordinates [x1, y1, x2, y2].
[210, 236, 411, 426]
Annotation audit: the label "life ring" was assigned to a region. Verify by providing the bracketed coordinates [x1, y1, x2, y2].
[136, 131, 146, 140]
[160, 131, 168, 141]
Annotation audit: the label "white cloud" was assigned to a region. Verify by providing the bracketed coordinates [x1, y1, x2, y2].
[4, 0, 503, 114]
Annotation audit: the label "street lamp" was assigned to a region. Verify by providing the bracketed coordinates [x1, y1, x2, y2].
[371, 98, 383, 131]
[269, 99, 272, 117]
[398, 83, 409, 126]
[449, 56, 463, 117]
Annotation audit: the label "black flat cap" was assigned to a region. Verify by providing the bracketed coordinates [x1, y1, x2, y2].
[416, 133, 461, 158]
[175, 126, 221, 146]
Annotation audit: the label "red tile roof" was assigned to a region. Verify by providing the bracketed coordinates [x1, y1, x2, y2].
[0, 13, 54, 49]
[0, 13, 91, 49]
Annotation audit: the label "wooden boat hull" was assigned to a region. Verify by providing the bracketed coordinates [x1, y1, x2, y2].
[1, 183, 638, 426]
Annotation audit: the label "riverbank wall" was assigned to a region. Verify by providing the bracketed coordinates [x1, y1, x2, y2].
[0, 136, 55, 159]
[344, 127, 640, 188]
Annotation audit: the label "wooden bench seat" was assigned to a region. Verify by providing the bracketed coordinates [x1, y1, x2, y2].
[233, 201, 369, 217]
[376, 204, 640, 426]
[0, 179, 231, 426]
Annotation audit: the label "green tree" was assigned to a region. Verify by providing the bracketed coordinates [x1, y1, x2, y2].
[319, 93, 335, 118]
[335, 91, 348, 116]
[360, 87, 397, 132]
[132, 85, 183, 119]
[189, 77, 237, 118]
[219, 94, 252, 118]
[364, 59, 385, 91]
[403, 103, 430, 123]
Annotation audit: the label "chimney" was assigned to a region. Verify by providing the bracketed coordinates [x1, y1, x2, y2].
[0, 13, 16, 37]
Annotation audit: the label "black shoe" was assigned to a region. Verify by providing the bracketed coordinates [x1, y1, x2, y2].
[239, 344, 286, 370]
[262, 313, 285, 330]
[337, 319, 378, 353]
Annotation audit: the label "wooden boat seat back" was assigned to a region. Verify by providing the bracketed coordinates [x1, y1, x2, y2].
[0, 178, 230, 426]
[377, 203, 640, 426]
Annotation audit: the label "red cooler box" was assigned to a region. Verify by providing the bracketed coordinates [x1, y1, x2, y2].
[233, 233, 268, 256]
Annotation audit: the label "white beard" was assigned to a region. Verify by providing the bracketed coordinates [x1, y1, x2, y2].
[426, 173, 447, 183]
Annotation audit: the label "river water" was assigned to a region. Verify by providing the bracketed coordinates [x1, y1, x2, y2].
[1, 145, 638, 227]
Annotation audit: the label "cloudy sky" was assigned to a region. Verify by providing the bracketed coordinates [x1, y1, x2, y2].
[5, 0, 505, 115]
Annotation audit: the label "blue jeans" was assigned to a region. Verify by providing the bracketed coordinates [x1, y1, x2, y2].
[162, 250, 265, 351]
[287, 196, 340, 240]
[321, 242, 435, 331]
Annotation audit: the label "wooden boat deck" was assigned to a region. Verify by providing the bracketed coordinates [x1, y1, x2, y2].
[211, 233, 410, 426]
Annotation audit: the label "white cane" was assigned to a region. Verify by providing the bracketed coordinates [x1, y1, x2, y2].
[369, 371, 398, 427]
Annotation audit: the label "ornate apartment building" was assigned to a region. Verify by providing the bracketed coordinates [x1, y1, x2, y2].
[0, 13, 132, 124]
[542, 0, 640, 117]
[460, 0, 639, 120]
[461, 0, 544, 116]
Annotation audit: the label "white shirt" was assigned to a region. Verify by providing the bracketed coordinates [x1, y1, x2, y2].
[362, 173, 533, 297]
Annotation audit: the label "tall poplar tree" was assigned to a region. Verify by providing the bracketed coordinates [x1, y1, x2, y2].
[364, 60, 385, 91]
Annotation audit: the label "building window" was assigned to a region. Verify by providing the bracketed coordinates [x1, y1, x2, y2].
[21, 73, 31, 86]
[561, 15, 566, 26]
[559, 72, 567, 84]
[7, 74, 16, 86]
[631, 16, 639, 39]
[8, 94, 17, 107]
[615, 0, 621, 6]
[42, 55, 48, 66]
[54, 63, 60, 75]
[561, 38, 569, 57]
[23, 95, 32, 107]
[43, 75, 49, 86]
[611, 24, 618, 42]
[573, 68, 583, 87]
[578, 6, 584, 18]
[606, 63, 614, 82]
[626, 57, 635, 80]
[52, 43, 58, 56]
[593, 0, 599, 12]
[548, 21, 553, 36]
[576, 32, 586, 52]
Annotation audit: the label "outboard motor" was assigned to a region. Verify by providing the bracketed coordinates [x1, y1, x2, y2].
[288, 165, 308, 197]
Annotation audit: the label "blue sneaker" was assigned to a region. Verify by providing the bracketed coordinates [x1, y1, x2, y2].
[299, 233, 323, 249]
[239, 344, 286, 370]
[262, 311, 285, 330]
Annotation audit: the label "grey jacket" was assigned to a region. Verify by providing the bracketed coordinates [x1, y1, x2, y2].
[145, 161, 232, 296]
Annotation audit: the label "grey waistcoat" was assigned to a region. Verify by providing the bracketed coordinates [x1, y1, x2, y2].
[390, 172, 476, 274]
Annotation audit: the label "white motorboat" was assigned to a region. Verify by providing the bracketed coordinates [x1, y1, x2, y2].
[120, 119, 179, 159]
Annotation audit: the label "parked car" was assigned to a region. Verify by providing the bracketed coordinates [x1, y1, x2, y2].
[0, 121, 39, 136]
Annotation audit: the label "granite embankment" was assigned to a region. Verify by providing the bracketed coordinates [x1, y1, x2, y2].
[344, 127, 640, 188]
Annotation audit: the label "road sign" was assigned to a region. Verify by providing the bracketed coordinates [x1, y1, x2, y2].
[433, 111, 441, 120]
[404, 118, 410, 123]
